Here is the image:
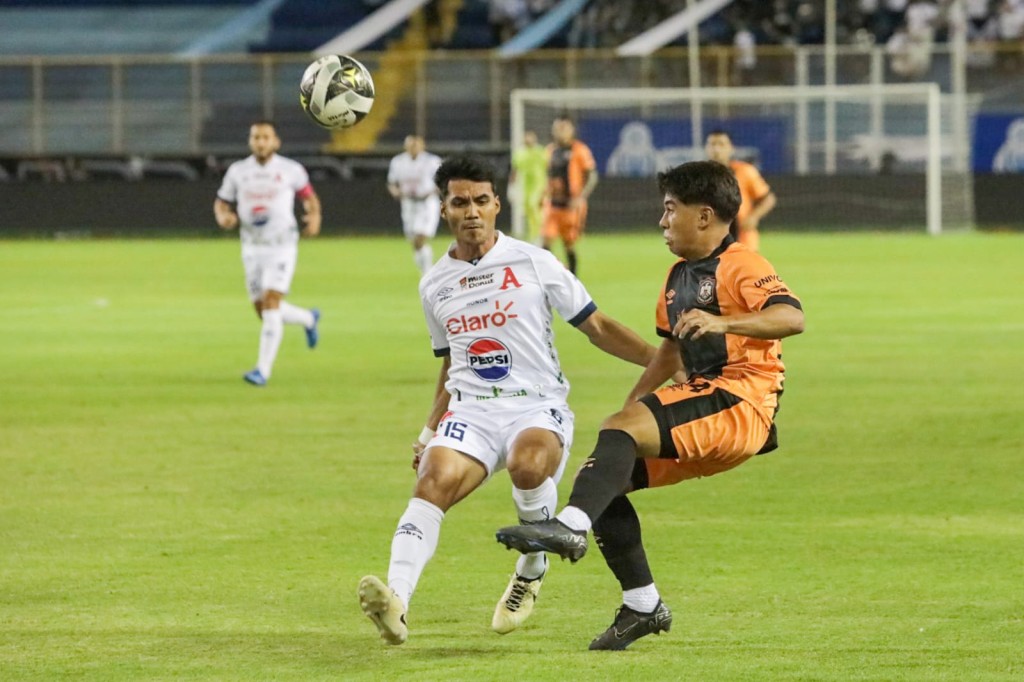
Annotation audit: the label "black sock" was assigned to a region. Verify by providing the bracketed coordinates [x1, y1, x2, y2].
[567, 429, 637, 523]
[567, 250, 578, 275]
[593, 495, 653, 591]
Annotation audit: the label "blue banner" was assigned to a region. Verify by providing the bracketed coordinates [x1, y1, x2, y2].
[973, 113, 1024, 173]
[576, 117, 788, 176]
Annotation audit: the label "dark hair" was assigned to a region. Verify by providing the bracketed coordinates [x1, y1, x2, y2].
[251, 119, 277, 131]
[705, 129, 731, 142]
[554, 114, 575, 126]
[657, 161, 741, 223]
[434, 154, 497, 198]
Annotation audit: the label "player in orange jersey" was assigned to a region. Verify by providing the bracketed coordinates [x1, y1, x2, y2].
[497, 161, 804, 650]
[705, 130, 776, 252]
[542, 115, 598, 275]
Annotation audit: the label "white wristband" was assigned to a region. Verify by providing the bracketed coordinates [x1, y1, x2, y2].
[417, 426, 436, 446]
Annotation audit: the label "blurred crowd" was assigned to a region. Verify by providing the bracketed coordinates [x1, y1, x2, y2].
[486, 0, 1024, 53]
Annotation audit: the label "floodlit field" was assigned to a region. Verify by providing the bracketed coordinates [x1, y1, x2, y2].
[2, 233, 1022, 681]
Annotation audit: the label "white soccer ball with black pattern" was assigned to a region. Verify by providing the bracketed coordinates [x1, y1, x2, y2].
[299, 54, 375, 130]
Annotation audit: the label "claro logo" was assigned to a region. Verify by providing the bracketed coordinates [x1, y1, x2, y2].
[446, 300, 518, 335]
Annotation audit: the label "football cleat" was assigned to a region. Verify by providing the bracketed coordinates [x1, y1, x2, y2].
[495, 520, 588, 563]
[358, 575, 408, 645]
[492, 565, 545, 634]
[243, 369, 267, 386]
[588, 601, 673, 651]
[305, 308, 320, 349]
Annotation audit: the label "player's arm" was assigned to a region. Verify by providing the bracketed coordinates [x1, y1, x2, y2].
[300, 189, 321, 237]
[673, 302, 804, 341]
[744, 190, 777, 230]
[624, 337, 684, 406]
[412, 355, 452, 471]
[576, 310, 661, 368]
[213, 198, 239, 230]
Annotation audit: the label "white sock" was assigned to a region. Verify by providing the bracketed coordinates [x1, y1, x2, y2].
[623, 584, 661, 613]
[278, 301, 314, 328]
[256, 308, 283, 378]
[414, 244, 433, 274]
[512, 477, 557, 580]
[555, 505, 592, 533]
[387, 497, 444, 607]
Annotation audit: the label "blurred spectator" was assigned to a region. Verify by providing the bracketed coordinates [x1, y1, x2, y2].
[996, 0, 1024, 69]
[490, 0, 530, 45]
[886, 20, 933, 77]
[732, 23, 757, 84]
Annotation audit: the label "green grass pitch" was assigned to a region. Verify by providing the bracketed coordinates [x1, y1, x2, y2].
[1, 232, 1022, 681]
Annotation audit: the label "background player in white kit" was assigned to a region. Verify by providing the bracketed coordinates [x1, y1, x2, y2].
[213, 120, 322, 386]
[387, 135, 442, 275]
[358, 155, 664, 645]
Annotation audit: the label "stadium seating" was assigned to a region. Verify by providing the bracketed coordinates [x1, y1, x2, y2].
[0, 1, 262, 56]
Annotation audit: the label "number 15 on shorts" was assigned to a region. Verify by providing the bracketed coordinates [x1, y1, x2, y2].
[440, 419, 467, 441]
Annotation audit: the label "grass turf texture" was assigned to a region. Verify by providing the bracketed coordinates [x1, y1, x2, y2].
[1, 233, 1022, 681]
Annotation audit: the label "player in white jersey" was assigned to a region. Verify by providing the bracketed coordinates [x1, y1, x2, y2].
[387, 135, 443, 275]
[213, 120, 322, 387]
[358, 155, 662, 645]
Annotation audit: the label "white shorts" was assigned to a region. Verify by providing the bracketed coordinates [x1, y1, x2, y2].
[429, 400, 575, 482]
[241, 245, 297, 302]
[401, 196, 441, 239]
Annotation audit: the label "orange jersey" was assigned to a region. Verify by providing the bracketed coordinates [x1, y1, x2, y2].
[546, 140, 595, 208]
[729, 159, 771, 227]
[655, 236, 801, 424]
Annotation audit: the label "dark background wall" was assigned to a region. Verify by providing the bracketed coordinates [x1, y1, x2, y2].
[1, 175, 1020, 238]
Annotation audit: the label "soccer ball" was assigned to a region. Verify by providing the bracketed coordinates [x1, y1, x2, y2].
[299, 54, 375, 130]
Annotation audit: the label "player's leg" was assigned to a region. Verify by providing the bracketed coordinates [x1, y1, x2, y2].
[540, 206, 558, 252]
[359, 445, 487, 645]
[587, 493, 672, 650]
[492, 407, 571, 633]
[269, 245, 318, 348]
[360, 410, 497, 644]
[561, 206, 584, 275]
[411, 232, 432, 276]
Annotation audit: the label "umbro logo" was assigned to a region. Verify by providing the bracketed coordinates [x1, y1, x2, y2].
[395, 523, 423, 540]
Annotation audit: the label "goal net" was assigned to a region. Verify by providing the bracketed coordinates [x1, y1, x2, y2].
[510, 84, 973, 237]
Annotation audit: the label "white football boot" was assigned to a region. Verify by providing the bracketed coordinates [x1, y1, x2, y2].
[358, 575, 408, 645]
[491, 563, 546, 634]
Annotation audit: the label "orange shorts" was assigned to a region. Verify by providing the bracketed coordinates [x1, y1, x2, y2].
[543, 204, 587, 246]
[634, 379, 773, 489]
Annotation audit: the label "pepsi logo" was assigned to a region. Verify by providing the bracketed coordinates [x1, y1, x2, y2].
[251, 205, 270, 227]
[466, 337, 512, 382]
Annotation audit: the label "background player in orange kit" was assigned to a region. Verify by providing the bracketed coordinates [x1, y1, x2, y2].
[497, 160, 804, 651]
[542, 115, 598, 275]
[705, 130, 776, 252]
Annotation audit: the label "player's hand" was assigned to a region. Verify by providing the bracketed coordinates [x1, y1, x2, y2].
[217, 213, 239, 230]
[673, 309, 728, 340]
[411, 441, 427, 472]
[302, 214, 321, 237]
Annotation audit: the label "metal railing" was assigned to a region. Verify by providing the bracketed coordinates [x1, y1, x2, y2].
[0, 43, 1019, 157]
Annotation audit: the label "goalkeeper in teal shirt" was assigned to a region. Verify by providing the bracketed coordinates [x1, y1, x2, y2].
[511, 130, 548, 244]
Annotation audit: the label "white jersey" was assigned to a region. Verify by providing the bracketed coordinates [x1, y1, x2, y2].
[388, 151, 442, 199]
[217, 154, 312, 246]
[419, 232, 596, 403]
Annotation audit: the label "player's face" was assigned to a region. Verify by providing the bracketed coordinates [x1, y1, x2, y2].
[551, 119, 574, 145]
[248, 124, 280, 162]
[660, 193, 708, 260]
[705, 134, 733, 164]
[442, 179, 501, 247]
[524, 131, 538, 147]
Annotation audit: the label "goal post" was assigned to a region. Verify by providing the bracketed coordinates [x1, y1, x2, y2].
[510, 84, 971, 237]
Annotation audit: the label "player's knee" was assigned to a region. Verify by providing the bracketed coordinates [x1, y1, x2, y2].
[507, 449, 558, 490]
[412, 461, 465, 511]
[261, 291, 282, 309]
